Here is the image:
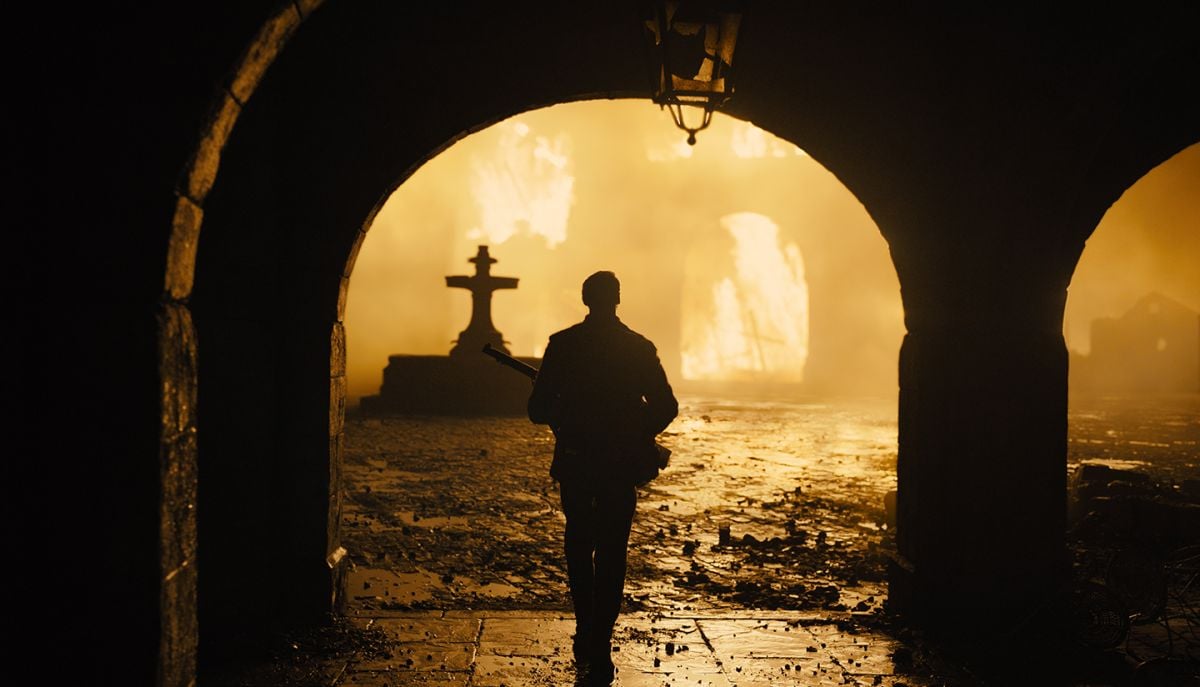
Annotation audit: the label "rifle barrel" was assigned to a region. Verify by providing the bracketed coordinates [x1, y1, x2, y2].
[481, 343, 538, 380]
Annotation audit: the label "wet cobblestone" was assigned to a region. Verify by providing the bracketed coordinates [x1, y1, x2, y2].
[343, 396, 899, 616]
[253, 610, 967, 686]
[308, 394, 1200, 685]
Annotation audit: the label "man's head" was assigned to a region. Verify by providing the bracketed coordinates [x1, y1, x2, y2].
[582, 271, 620, 311]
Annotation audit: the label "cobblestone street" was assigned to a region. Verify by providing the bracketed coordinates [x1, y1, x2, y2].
[342, 396, 899, 617]
[207, 395, 1199, 685]
[214, 609, 966, 686]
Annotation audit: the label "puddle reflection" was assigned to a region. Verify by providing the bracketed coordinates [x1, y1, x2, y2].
[343, 395, 899, 614]
[341, 394, 1198, 614]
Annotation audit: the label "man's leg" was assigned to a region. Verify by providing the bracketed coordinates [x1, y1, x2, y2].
[559, 482, 597, 658]
[589, 483, 637, 675]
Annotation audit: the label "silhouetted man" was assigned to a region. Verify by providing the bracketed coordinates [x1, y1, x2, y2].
[529, 271, 678, 685]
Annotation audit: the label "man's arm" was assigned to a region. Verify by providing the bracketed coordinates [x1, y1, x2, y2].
[641, 345, 678, 436]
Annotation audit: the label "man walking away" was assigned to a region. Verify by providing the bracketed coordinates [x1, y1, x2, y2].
[528, 271, 678, 685]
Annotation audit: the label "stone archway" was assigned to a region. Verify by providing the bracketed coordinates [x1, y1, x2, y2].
[155, 3, 324, 682]
[155, 3, 1200, 684]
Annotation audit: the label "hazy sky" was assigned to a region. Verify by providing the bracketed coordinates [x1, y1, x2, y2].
[345, 100, 902, 401]
[1065, 143, 1200, 355]
[344, 102, 1197, 402]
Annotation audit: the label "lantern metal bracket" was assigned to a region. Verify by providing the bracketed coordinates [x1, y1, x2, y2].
[645, 1, 742, 145]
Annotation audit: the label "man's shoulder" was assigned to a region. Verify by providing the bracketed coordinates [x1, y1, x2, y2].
[616, 323, 657, 353]
[548, 322, 589, 343]
[549, 318, 658, 354]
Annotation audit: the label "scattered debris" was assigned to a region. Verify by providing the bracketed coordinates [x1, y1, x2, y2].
[342, 409, 896, 614]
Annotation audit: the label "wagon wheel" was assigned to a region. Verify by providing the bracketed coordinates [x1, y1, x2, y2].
[1132, 657, 1200, 687]
[1071, 581, 1130, 650]
[1106, 548, 1167, 622]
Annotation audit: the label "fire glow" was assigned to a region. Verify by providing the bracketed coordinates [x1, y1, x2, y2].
[681, 212, 810, 382]
[467, 120, 575, 248]
[346, 100, 904, 402]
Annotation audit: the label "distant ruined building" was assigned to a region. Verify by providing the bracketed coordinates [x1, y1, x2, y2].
[1071, 292, 1200, 394]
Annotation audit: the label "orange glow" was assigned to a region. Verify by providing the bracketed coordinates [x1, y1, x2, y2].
[1066, 143, 1200, 394]
[681, 212, 809, 382]
[345, 100, 902, 402]
[1065, 143, 1200, 357]
[466, 120, 574, 248]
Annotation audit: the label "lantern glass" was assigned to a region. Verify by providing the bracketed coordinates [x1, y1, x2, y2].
[646, 1, 741, 144]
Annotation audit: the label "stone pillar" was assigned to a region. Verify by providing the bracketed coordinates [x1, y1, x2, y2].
[272, 316, 346, 625]
[195, 313, 343, 663]
[889, 261, 1070, 636]
[157, 303, 199, 687]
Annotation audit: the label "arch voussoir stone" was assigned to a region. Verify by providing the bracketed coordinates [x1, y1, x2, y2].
[155, 3, 327, 684]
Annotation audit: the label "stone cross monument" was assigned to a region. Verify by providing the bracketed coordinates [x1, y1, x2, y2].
[446, 245, 519, 357]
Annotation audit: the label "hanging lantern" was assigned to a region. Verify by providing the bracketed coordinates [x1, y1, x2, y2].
[645, 0, 742, 145]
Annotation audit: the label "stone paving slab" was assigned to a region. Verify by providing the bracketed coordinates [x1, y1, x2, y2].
[612, 619, 717, 672]
[323, 610, 935, 687]
[348, 608, 450, 619]
[837, 644, 898, 676]
[469, 653, 574, 686]
[658, 609, 833, 622]
[217, 605, 1180, 685]
[340, 670, 471, 685]
[718, 657, 843, 687]
[443, 609, 572, 619]
[807, 623, 881, 647]
[479, 616, 574, 657]
[699, 619, 820, 658]
[614, 670, 734, 687]
[370, 618, 483, 644]
[352, 641, 476, 672]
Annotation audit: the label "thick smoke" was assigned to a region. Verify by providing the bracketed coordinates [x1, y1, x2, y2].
[1065, 144, 1200, 355]
[346, 107, 1199, 403]
[345, 101, 905, 401]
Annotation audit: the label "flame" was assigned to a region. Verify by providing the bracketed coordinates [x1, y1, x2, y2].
[467, 120, 575, 248]
[681, 212, 810, 382]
